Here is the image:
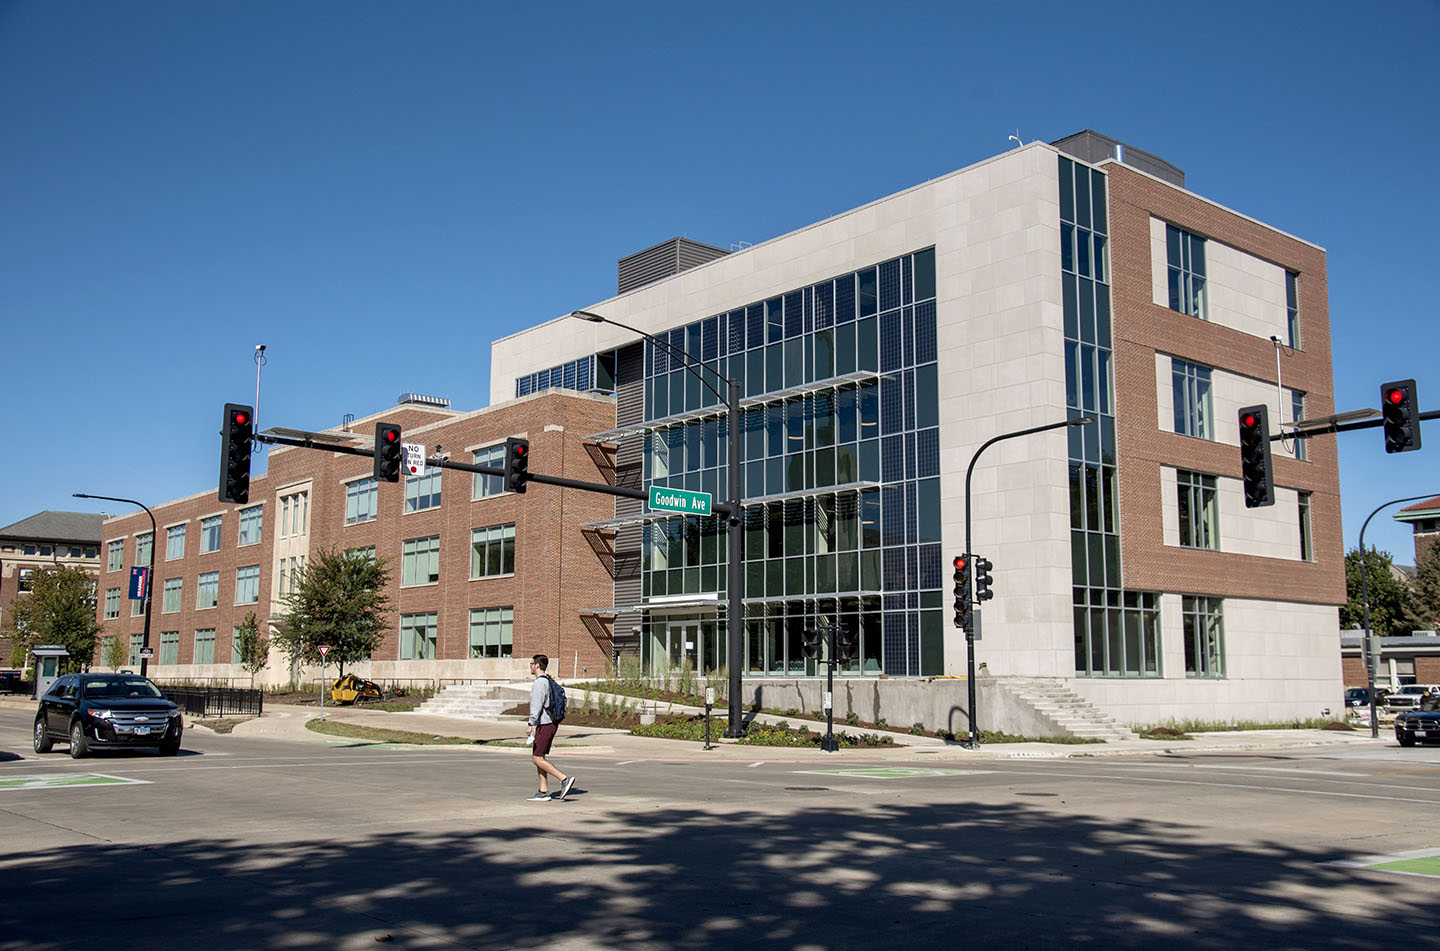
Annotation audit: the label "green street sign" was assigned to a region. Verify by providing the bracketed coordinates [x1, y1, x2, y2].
[649, 486, 712, 516]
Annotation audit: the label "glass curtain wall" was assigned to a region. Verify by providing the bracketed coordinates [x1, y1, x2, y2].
[638, 249, 942, 676]
[1061, 155, 1162, 678]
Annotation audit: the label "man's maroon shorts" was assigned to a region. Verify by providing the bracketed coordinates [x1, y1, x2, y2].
[533, 722, 558, 756]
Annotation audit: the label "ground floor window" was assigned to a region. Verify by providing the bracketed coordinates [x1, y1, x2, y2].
[129, 634, 144, 667]
[159, 631, 180, 666]
[1074, 589, 1161, 677]
[469, 606, 513, 658]
[1183, 596, 1225, 678]
[194, 629, 215, 665]
[400, 612, 437, 660]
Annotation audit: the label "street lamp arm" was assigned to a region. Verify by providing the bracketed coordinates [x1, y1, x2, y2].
[570, 310, 730, 403]
[74, 492, 157, 677]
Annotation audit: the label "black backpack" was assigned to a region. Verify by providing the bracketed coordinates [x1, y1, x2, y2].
[542, 675, 568, 723]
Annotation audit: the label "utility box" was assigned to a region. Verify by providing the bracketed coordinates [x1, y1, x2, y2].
[30, 645, 69, 700]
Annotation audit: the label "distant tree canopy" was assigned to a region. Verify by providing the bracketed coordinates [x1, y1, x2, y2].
[272, 547, 390, 676]
[3, 564, 103, 673]
[1341, 546, 1414, 636]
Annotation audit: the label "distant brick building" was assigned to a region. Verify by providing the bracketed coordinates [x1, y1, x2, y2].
[94, 391, 618, 686]
[1396, 495, 1440, 564]
[0, 511, 104, 666]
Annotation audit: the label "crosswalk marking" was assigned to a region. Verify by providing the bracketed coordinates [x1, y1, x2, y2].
[0, 773, 151, 790]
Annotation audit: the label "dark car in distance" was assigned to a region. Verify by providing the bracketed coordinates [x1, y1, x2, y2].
[1394, 695, 1440, 747]
[1345, 686, 1390, 708]
[34, 673, 183, 758]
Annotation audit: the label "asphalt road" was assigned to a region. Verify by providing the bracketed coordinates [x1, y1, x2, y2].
[2, 708, 1439, 951]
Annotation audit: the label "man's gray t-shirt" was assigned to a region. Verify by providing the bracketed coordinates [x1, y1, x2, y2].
[528, 677, 553, 726]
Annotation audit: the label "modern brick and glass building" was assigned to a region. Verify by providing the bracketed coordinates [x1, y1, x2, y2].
[491, 130, 1345, 724]
[93, 392, 617, 686]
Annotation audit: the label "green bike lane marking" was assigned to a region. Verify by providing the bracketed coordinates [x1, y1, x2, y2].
[1333, 847, 1440, 879]
[0, 773, 151, 791]
[796, 767, 993, 779]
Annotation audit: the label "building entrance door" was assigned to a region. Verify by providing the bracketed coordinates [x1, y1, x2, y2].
[666, 621, 701, 673]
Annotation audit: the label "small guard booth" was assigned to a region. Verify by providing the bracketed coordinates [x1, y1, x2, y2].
[31, 645, 69, 700]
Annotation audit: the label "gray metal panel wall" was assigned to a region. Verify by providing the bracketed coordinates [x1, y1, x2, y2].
[617, 237, 730, 295]
[1051, 130, 1185, 189]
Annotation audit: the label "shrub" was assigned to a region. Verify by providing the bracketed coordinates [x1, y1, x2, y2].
[909, 722, 926, 735]
[844, 712, 860, 727]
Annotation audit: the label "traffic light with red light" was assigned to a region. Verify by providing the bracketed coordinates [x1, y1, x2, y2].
[1238, 404, 1275, 508]
[1381, 379, 1421, 454]
[504, 436, 530, 493]
[374, 423, 402, 482]
[952, 554, 973, 632]
[219, 403, 254, 504]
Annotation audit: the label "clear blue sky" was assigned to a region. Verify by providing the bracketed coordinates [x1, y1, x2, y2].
[2, 0, 1436, 563]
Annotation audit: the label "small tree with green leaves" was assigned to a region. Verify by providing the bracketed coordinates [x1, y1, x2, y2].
[1, 564, 102, 673]
[272, 547, 390, 678]
[233, 610, 270, 688]
[1340, 546, 1414, 637]
[1403, 542, 1440, 634]
[102, 635, 127, 670]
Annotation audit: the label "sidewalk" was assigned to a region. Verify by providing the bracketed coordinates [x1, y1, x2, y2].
[223, 700, 1397, 763]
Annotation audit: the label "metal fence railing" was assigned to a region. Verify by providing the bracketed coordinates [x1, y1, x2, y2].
[160, 685, 264, 718]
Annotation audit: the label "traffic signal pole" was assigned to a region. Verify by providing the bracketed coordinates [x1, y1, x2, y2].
[962, 416, 1093, 749]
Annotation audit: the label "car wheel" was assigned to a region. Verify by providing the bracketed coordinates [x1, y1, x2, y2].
[69, 721, 90, 759]
[33, 719, 52, 754]
[1397, 731, 1417, 748]
[159, 724, 182, 756]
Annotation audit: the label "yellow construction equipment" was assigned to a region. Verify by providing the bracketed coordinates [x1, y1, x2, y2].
[330, 673, 384, 705]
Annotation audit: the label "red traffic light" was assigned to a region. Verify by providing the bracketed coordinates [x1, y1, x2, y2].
[1386, 388, 1406, 406]
[514, 444, 527, 457]
[233, 411, 248, 425]
[1241, 413, 1256, 428]
[953, 555, 967, 570]
[384, 429, 399, 443]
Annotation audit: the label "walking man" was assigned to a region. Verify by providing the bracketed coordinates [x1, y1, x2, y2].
[525, 654, 575, 802]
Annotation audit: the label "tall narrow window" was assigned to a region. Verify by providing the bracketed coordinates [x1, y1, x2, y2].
[136, 532, 153, 566]
[104, 588, 121, 619]
[1171, 359, 1213, 439]
[197, 572, 219, 609]
[1166, 224, 1207, 319]
[1182, 596, 1225, 677]
[1298, 491, 1313, 561]
[238, 506, 263, 545]
[472, 445, 505, 498]
[166, 524, 186, 561]
[194, 629, 215, 664]
[1286, 271, 1300, 348]
[1177, 470, 1218, 550]
[128, 634, 144, 666]
[235, 565, 260, 604]
[1291, 390, 1308, 461]
[163, 578, 183, 613]
[107, 539, 124, 571]
[201, 515, 222, 553]
[160, 631, 180, 666]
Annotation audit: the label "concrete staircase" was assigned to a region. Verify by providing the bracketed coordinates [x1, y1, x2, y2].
[416, 683, 529, 720]
[1000, 678, 1137, 741]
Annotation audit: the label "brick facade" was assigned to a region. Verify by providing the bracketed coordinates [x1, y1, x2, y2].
[94, 392, 619, 683]
[1106, 163, 1346, 606]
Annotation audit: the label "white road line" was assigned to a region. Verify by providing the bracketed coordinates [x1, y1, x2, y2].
[747, 761, 765, 768]
[1014, 767, 1440, 805]
[1123, 762, 1371, 778]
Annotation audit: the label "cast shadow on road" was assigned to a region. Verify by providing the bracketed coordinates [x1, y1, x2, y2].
[0, 798, 1427, 951]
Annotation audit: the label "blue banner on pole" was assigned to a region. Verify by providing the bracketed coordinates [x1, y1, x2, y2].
[128, 566, 150, 601]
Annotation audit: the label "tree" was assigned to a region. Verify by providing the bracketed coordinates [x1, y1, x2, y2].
[1, 564, 103, 673]
[233, 610, 270, 688]
[1340, 546, 1414, 637]
[272, 547, 390, 678]
[102, 635, 127, 670]
[1403, 542, 1440, 634]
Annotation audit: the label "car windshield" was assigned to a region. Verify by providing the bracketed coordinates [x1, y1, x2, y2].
[82, 678, 163, 699]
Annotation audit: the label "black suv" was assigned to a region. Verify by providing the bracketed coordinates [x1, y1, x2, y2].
[34, 673, 183, 758]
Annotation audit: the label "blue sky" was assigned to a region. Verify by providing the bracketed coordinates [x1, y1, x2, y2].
[2, 0, 1436, 563]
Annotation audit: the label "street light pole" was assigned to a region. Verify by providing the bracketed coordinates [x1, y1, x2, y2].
[572, 311, 748, 737]
[1356, 493, 1437, 738]
[961, 415, 1093, 748]
[73, 493, 156, 678]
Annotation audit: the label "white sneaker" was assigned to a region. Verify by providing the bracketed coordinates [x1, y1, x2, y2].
[525, 790, 551, 802]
